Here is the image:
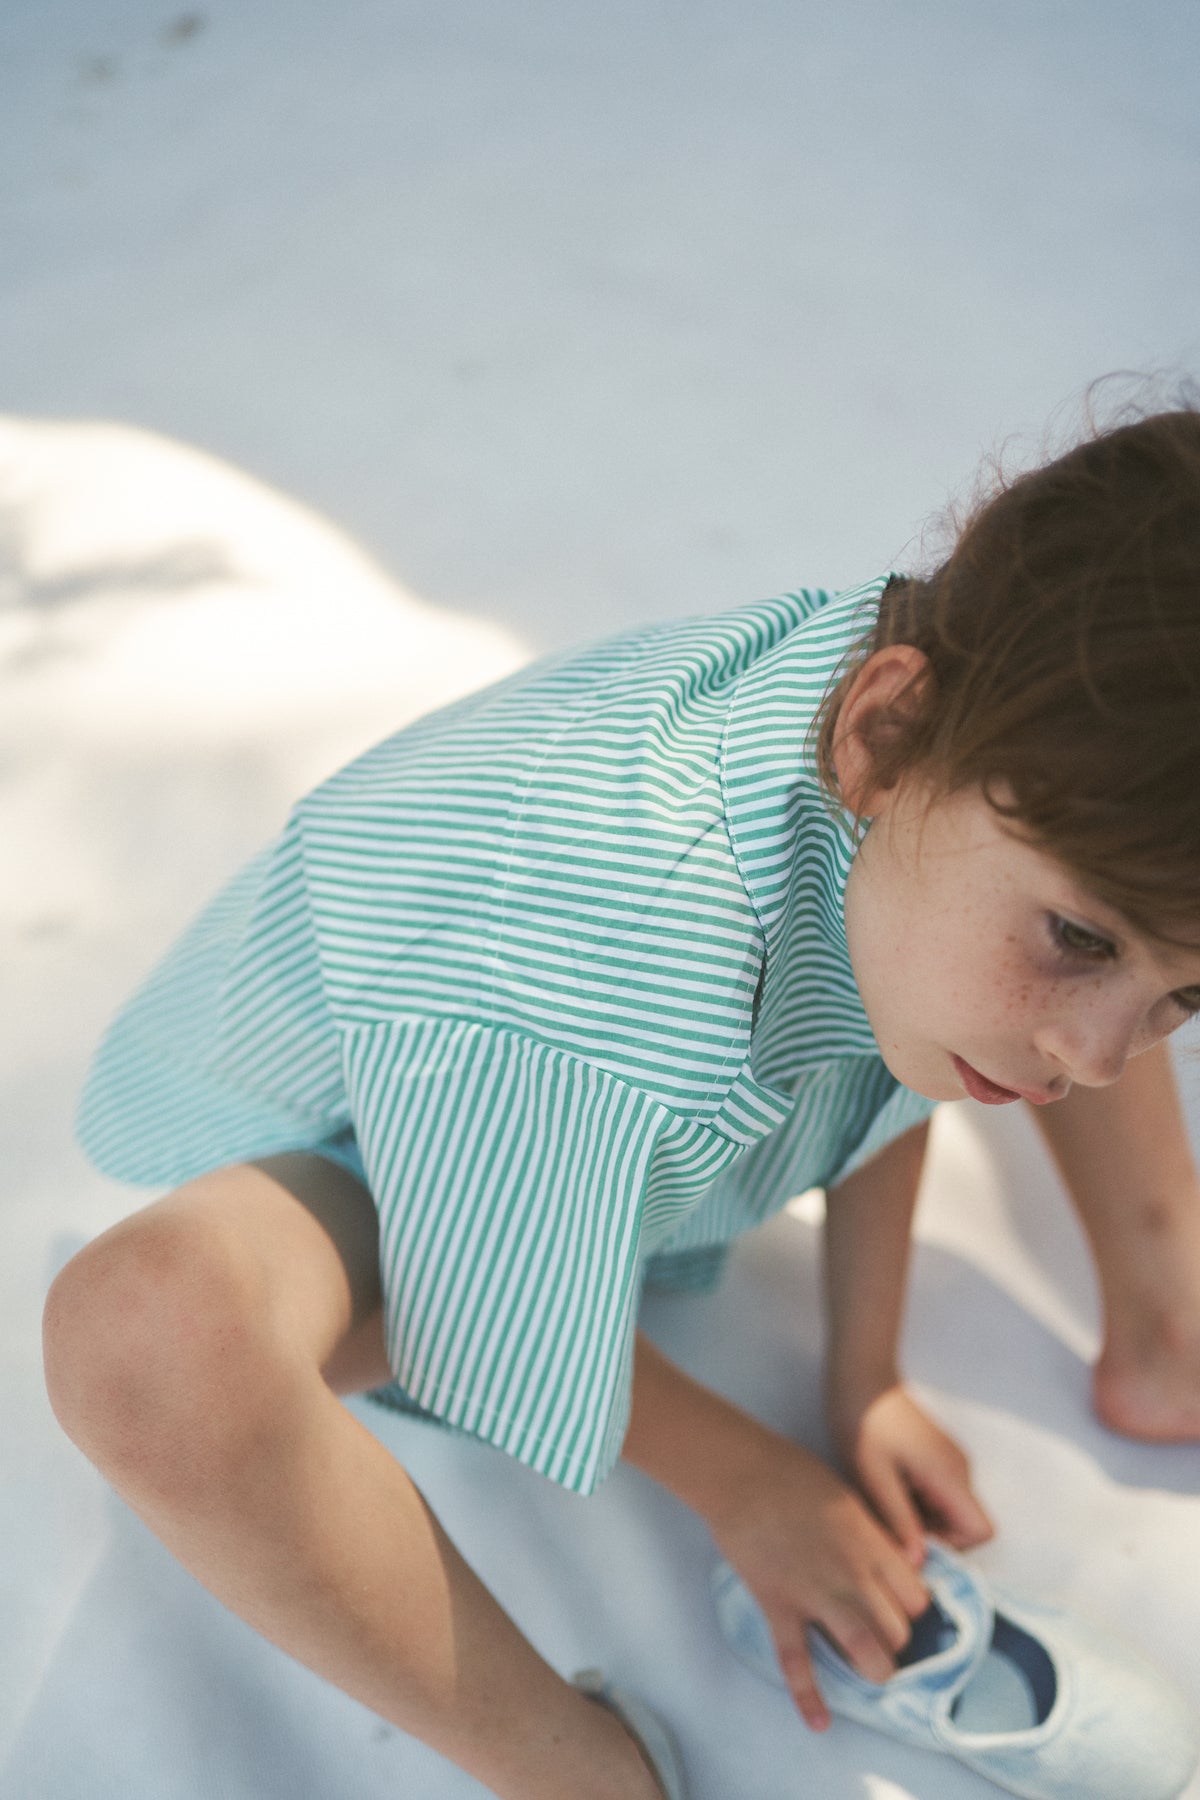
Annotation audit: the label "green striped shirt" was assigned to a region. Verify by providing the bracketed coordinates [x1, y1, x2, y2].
[77, 576, 935, 1493]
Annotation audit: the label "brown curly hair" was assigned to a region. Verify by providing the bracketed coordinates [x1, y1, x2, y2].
[813, 399, 1200, 944]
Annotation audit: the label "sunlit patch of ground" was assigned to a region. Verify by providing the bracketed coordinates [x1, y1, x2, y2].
[0, 412, 527, 978]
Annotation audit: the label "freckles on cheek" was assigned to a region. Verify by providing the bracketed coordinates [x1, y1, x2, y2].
[997, 948, 1029, 996]
[989, 933, 1034, 1017]
[999, 984, 1033, 1025]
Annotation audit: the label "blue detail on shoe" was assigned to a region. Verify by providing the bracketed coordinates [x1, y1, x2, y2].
[712, 1541, 1200, 1800]
[893, 1595, 1056, 1730]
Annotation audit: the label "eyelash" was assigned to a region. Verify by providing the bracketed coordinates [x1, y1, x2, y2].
[1047, 914, 1200, 1018]
[1048, 914, 1115, 963]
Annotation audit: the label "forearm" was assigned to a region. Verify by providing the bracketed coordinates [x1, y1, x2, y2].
[623, 1333, 935, 1728]
[1030, 1041, 1200, 1313]
[822, 1121, 929, 1413]
[623, 1126, 933, 1506]
[821, 1119, 993, 1551]
[1033, 1043, 1198, 1223]
[621, 1331, 788, 1528]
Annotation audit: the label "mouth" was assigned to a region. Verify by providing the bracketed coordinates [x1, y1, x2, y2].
[950, 1055, 1058, 1107]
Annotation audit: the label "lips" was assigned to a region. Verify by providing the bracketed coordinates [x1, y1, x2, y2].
[950, 1056, 1062, 1106]
[951, 1054, 1023, 1106]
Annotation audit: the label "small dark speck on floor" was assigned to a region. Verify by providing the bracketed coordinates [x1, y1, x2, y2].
[163, 13, 207, 46]
[77, 55, 119, 85]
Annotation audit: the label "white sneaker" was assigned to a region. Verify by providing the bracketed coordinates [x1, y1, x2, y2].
[712, 1541, 1200, 1800]
[573, 1668, 688, 1800]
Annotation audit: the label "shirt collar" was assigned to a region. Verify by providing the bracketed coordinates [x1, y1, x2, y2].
[719, 577, 890, 1081]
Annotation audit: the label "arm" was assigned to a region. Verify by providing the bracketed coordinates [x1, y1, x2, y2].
[824, 1122, 926, 1417]
[1030, 1041, 1200, 1306]
[1030, 1040, 1200, 1440]
[823, 1121, 994, 1556]
[622, 1330, 930, 1731]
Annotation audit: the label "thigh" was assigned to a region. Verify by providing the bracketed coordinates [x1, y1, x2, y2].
[74, 1151, 391, 1395]
[248, 1151, 391, 1394]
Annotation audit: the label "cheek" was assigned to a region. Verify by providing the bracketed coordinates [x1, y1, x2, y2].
[986, 932, 1107, 1038]
[944, 930, 1038, 1030]
[994, 938, 1036, 1016]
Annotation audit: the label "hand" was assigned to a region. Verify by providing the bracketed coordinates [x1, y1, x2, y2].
[830, 1382, 994, 1566]
[708, 1431, 932, 1732]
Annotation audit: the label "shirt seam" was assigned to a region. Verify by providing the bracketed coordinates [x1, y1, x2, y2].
[716, 682, 770, 1053]
[335, 1006, 775, 1152]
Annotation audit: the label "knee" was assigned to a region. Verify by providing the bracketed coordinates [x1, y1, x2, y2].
[43, 1209, 275, 1492]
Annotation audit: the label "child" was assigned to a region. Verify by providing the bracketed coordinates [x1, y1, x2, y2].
[44, 403, 1200, 1798]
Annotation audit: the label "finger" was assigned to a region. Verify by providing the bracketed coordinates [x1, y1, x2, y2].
[877, 1548, 931, 1621]
[819, 1604, 897, 1686]
[774, 1633, 832, 1732]
[858, 1451, 927, 1566]
[913, 1468, 995, 1549]
[862, 1578, 919, 1656]
[937, 1495, 995, 1550]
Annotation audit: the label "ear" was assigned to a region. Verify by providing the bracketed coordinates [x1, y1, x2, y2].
[830, 644, 932, 818]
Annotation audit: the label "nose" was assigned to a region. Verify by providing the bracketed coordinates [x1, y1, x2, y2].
[1035, 1003, 1137, 1089]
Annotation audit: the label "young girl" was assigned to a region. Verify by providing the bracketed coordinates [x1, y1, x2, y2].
[44, 403, 1200, 1799]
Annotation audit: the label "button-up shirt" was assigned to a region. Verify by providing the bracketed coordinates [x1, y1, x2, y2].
[78, 575, 935, 1493]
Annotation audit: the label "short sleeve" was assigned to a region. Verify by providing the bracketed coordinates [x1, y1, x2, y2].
[340, 1014, 680, 1494]
[76, 818, 350, 1187]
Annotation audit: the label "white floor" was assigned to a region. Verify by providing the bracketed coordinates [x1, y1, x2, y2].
[3, 5, 1200, 1796]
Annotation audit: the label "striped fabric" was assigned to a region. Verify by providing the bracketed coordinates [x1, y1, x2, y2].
[77, 576, 936, 1493]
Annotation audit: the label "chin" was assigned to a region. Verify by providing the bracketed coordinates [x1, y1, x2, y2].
[910, 1074, 962, 1102]
[882, 1045, 964, 1102]
[873, 1042, 942, 1100]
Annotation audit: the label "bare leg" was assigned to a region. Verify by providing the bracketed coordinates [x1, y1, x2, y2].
[1031, 1042, 1200, 1440]
[43, 1156, 664, 1799]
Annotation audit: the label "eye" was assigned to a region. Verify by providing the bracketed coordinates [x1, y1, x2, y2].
[1047, 913, 1117, 963]
[1046, 914, 1200, 1018]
